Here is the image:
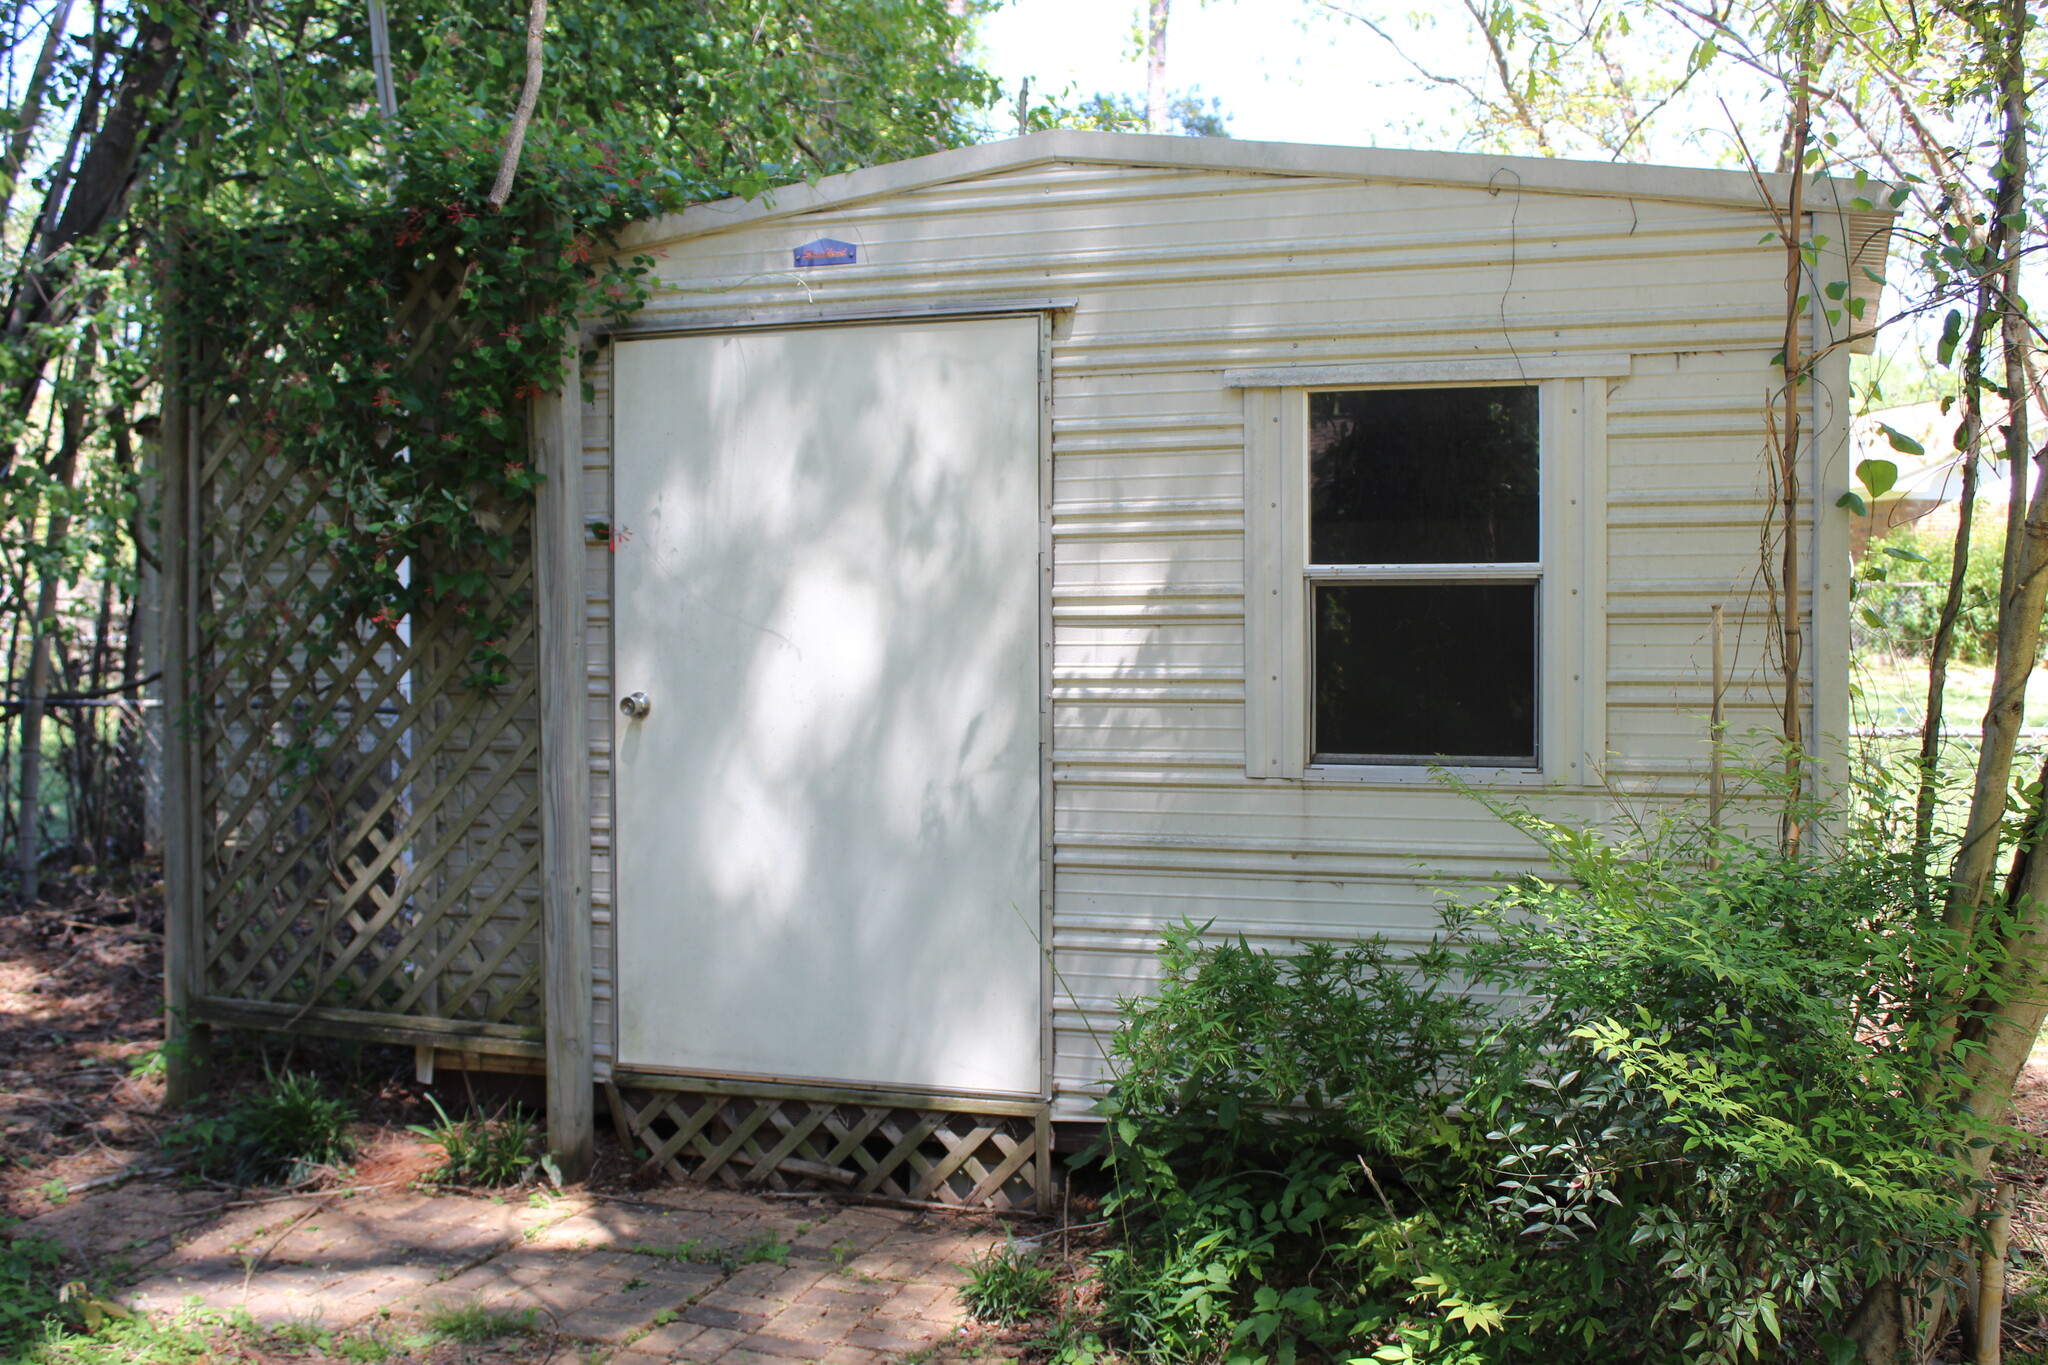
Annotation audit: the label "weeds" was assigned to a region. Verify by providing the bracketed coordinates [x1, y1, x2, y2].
[738, 1233, 790, 1266]
[166, 1070, 356, 1186]
[20, 1307, 216, 1364]
[407, 1094, 536, 1187]
[960, 1237, 1053, 1327]
[420, 1300, 538, 1343]
[627, 1232, 788, 1273]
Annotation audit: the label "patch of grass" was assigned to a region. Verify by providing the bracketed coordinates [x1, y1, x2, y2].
[271, 1317, 325, 1346]
[167, 1070, 356, 1186]
[21, 1308, 216, 1364]
[627, 1232, 788, 1273]
[267, 1316, 391, 1359]
[421, 1300, 538, 1344]
[737, 1232, 790, 1266]
[408, 1095, 537, 1188]
[333, 1329, 396, 1362]
[960, 1236, 1053, 1327]
[630, 1238, 727, 1267]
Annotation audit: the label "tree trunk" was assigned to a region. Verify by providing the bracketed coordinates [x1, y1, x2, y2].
[0, 0, 79, 225]
[16, 342, 91, 899]
[1146, 0, 1169, 134]
[1914, 287, 1993, 896]
[1938, 0, 2034, 948]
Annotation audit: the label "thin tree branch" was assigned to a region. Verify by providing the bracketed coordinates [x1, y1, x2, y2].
[487, 0, 546, 208]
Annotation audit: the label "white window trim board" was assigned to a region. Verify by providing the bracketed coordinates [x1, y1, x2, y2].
[1242, 376, 1607, 788]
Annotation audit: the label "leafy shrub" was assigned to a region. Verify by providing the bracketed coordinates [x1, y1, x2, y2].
[961, 1237, 1055, 1326]
[1090, 791, 1988, 1365]
[0, 1231, 64, 1356]
[1854, 508, 2012, 661]
[408, 1095, 536, 1187]
[168, 1070, 356, 1186]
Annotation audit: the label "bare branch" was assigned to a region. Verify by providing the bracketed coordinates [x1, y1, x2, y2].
[487, 0, 547, 208]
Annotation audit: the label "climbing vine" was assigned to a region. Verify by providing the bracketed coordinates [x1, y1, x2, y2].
[170, 130, 686, 686]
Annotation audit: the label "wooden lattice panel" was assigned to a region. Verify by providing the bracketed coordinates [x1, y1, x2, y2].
[187, 253, 544, 1042]
[608, 1082, 1051, 1212]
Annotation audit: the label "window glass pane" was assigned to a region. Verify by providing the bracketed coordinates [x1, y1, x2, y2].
[1313, 583, 1537, 765]
[1310, 386, 1539, 564]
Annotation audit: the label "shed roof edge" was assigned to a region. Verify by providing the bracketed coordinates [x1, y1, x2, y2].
[617, 130, 1889, 251]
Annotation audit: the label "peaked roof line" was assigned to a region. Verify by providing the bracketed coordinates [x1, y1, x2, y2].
[620, 129, 1882, 250]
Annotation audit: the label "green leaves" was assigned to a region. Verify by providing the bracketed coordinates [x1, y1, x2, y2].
[1938, 308, 1965, 366]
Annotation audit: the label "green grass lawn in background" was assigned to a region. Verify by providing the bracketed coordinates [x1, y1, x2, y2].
[1853, 654, 2048, 731]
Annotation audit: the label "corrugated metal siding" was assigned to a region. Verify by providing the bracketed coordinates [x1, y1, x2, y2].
[585, 160, 1850, 1115]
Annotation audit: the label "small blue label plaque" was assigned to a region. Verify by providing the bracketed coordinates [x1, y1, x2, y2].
[793, 238, 858, 268]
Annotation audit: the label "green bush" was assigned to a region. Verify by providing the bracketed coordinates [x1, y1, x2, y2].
[1089, 793, 1988, 1365]
[0, 1231, 64, 1356]
[1855, 509, 2010, 661]
[167, 1069, 356, 1186]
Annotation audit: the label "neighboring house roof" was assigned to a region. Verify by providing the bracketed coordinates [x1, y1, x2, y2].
[1856, 397, 2047, 508]
[621, 130, 1896, 332]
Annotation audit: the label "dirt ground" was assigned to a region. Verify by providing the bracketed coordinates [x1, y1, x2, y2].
[0, 873, 1044, 1364]
[0, 869, 180, 1216]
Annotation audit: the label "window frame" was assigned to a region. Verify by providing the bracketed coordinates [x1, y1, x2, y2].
[1241, 372, 1608, 788]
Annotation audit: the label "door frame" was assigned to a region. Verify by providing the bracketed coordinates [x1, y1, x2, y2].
[601, 305, 1058, 1106]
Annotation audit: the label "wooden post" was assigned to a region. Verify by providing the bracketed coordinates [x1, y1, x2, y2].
[534, 346, 594, 1178]
[159, 343, 211, 1105]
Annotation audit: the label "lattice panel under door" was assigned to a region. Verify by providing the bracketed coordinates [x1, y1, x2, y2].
[607, 1083, 1051, 1212]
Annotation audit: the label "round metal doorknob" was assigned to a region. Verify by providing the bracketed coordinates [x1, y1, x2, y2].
[619, 691, 651, 719]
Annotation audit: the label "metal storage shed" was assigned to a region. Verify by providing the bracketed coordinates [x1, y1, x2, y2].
[161, 131, 1884, 1210]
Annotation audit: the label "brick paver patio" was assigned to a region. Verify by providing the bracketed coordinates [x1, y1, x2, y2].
[49, 1181, 1014, 1362]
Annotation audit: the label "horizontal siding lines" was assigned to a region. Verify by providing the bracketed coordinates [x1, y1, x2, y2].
[1051, 838, 1546, 881]
[1605, 486, 1776, 508]
[879, 174, 1743, 242]
[660, 208, 1771, 306]
[1053, 599, 1241, 628]
[1053, 513, 1240, 542]
[1052, 681, 1240, 704]
[1048, 323, 1782, 382]
[639, 262, 1779, 354]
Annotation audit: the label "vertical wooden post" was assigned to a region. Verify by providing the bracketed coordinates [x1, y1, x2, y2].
[159, 341, 211, 1105]
[534, 346, 594, 1178]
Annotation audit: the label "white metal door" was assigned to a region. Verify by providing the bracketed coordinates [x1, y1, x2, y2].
[611, 318, 1044, 1096]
